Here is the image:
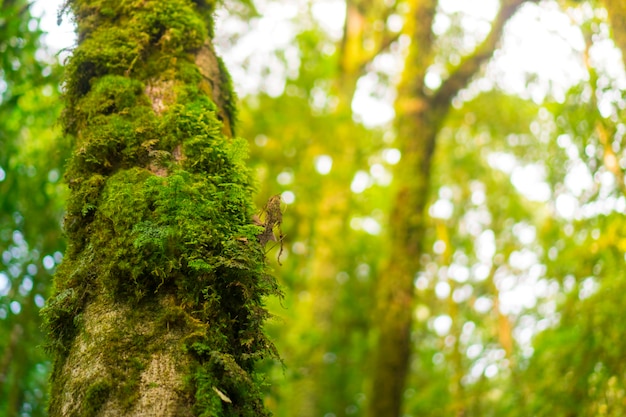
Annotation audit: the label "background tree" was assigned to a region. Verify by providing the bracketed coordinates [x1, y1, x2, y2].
[41, 0, 279, 415]
[220, 0, 626, 416]
[368, 1, 537, 415]
[230, 2, 398, 414]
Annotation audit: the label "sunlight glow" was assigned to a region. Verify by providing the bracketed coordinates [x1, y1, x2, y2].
[487, 152, 516, 174]
[32, 3, 626, 387]
[352, 74, 395, 127]
[369, 163, 392, 186]
[452, 284, 473, 303]
[314, 155, 333, 175]
[489, 2, 587, 102]
[449, 264, 470, 283]
[429, 199, 454, 219]
[467, 344, 483, 360]
[382, 148, 401, 165]
[37, 0, 599, 127]
[43, 255, 55, 270]
[35, 294, 46, 308]
[32, 0, 76, 53]
[474, 296, 493, 314]
[510, 164, 551, 202]
[472, 263, 490, 281]
[10, 301, 21, 315]
[484, 364, 499, 378]
[439, 0, 498, 21]
[281, 191, 295, 204]
[476, 230, 495, 263]
[350, 171, 371, 194]
[350, 217, 382, 235]
[277, 170, 294, 185]
[579, 277, 599, 300]
[433, 314, 453, 336]
[513, 223, 536, 245]
[555, 193, 578, 219]
[311, 0, 345, 40]
[565, 162, 594, 196]
[0, 273, 9, 296]
[415, 305, 431, 322]
[433, 240, 447, 255]
[435, 281, 451, 299]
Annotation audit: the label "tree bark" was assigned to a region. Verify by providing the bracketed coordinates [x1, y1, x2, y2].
[42, 1, 279, 416]
[367, 1, 534, 416]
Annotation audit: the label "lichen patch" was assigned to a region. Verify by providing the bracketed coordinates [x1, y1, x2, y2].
[129, 353, 190, 417]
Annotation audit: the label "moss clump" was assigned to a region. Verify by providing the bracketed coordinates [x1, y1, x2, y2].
[84, 379, 112, 416]
[192, 351, 270, 417]
[43, 0, 280, 415]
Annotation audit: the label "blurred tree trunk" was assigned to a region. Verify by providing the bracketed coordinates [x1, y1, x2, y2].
[603, 0, 626, 69]
[291, 4, 362, 413]
[368, 1, 534, 415]
[280, 1, 402, 415]
[42, 1, 279, 416]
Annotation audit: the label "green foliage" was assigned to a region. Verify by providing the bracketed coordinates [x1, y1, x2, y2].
[0, 1, 66, 416]
[84, 380, 113, 417]
[192, 351, 270, 417]
[237, 13, 388, 412]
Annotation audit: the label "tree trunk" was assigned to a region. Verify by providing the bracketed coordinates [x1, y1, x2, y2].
[277, 1, 403, 414]
[42, 1, 279, 416]
[367, 1, 533, 415]
[603, 0, 626, 70]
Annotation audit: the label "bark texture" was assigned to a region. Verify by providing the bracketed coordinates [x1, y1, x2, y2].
[42, 1, 279, 416]
[367, 1, 534, 416]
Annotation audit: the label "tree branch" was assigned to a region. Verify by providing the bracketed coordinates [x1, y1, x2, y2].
[358, 32, 401, 73]
[433, 0, 538, 109]
[340, 0, 402, 80]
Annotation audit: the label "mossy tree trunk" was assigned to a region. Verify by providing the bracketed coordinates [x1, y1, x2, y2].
[367, 1, 534, 416]
[42, 1, 280, 416]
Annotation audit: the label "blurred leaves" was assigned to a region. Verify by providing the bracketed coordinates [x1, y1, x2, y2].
[0, 1, 66, 416]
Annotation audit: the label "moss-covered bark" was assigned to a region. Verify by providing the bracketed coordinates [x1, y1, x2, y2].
[42, 1, 280, 415]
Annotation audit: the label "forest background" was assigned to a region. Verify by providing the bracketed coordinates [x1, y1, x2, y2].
[2, 0, 626, 416]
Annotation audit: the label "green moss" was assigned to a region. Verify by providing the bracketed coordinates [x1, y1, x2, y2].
[64, 27, 148, 102]
[78, 75, 147, 119]
[190, 351, 272, 417]
[216, 56, 238, 135]
[84, 379, 112, 416]
[139, 0, 207, 52]
[41, 288, 81, 356]
[45, 0, 279, 415]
